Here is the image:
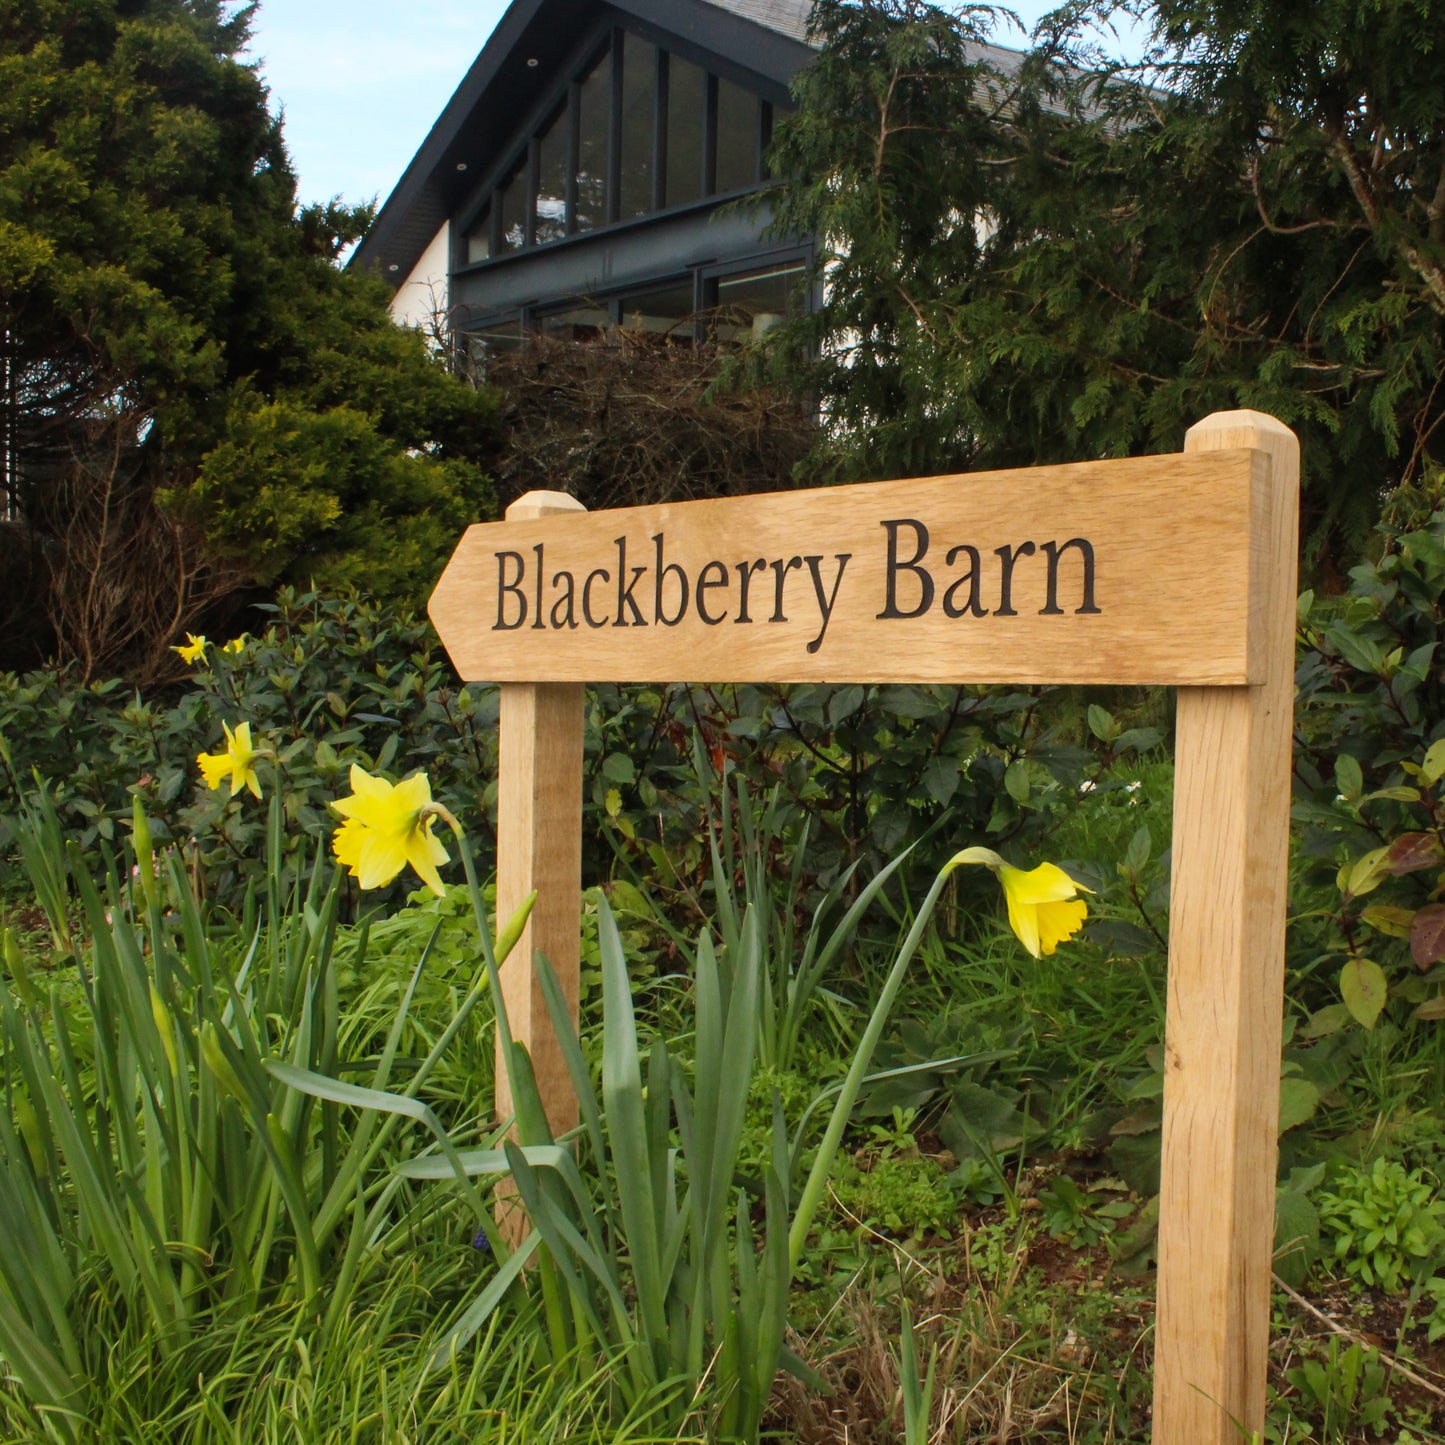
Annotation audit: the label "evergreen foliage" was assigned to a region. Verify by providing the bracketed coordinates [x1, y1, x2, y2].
[767, 0, 1445, 579]
[0, 0, 498, 679]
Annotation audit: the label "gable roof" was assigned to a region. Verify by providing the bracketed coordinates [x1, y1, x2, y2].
[700, 0, 812, 45]
[353, 0, 815, 285]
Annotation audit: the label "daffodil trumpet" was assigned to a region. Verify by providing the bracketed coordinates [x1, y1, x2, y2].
[947, 845, 1091, 958]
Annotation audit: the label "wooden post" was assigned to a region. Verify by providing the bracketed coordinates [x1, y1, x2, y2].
[494, 490, 586, 1140]
[1154, 412, 1299, 1444]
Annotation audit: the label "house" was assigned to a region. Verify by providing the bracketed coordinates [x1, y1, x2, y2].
[353, 0, 825, 347]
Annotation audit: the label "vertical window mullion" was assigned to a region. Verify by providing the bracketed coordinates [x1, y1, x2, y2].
[703, 72, 718, 196]
[759, 99, 772, 183]
[607, 30, 623, 224]
[489, 189, 503, 254]
[566, 80, 581, 234]
[653, 50, 669, 212]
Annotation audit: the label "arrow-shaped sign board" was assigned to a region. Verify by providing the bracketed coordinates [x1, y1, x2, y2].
[429, 449, 1268, 688]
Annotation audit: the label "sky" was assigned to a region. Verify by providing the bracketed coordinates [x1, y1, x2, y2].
[244, 1, 1147, 210]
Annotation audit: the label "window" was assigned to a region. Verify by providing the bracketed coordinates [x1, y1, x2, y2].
[715, 78, 759, 193]
[575, 48, 609, 233]
[458, 28, 783, 269]
[708, 262, 805, 341]
[621, 281, 697, 339]
[665, 57, 706, 207]
[464, 207, 491, 264]
[534, 105, 569, 246]
[497, 163, 525, 253]
[618, 32, 656, 221]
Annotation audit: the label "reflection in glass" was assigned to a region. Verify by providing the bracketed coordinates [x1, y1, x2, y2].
[619, 32, 655, 220]
[576, 46, 609, 232]
[715, 77, 758, 194]
[666, 56, 704, 207]
[465, 209, 491, 264]
[535, 103, 568, 244]
[621, 281, 695, 339]
[711, 264, 803, 340]
[540, 305, 611, 338]
[498, 164, 525, 252]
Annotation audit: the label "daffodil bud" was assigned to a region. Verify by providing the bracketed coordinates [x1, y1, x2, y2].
[201, 1022, 248, 1104]
[132, 797, 157, 912]
[2, 926, 38, 1009]
[13, 1092, 47, 1178]
[495, 891, 538, 964]
[150, 984, 180, 1078]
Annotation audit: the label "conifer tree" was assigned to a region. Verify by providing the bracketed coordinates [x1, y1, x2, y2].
[0, 0, 497, 676]
[768, 0, 1445, 577]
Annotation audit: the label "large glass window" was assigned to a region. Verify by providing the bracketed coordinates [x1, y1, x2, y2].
[575, 47, 609, 232]
[618, 32, 655, 221]
[497, 163, 525, 253]
[460, 27, 784, 268]
[709, 262, 804, 341]
[715, 77, 758, 194]
[621, 281, 696, 339]
[665, 56, 705, 207]
[464, 207, 491, 264]
[534, 104, 569, 245]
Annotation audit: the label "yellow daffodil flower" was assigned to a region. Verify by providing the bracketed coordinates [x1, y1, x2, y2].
[222, 635, 247, 654]
[331, 764, 450, 896]
[197, 721, 263, 800]
[172, 633, 208, 665]
[950, 846, 1090, 958]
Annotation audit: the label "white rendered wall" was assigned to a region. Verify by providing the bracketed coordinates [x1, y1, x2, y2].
[389, 222, 449, 329]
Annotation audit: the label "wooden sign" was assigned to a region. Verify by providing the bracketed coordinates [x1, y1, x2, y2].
[430, 412, 1300, 1445]
[430, 450, 1273, 687]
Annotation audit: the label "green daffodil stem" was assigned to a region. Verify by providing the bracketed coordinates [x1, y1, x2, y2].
[787, 854, 962, 1274]
[441, 817, 533, 1116]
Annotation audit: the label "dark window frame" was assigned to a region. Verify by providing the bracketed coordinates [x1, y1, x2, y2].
[452, 22, 785, 280]
[462, 242, 815, 350]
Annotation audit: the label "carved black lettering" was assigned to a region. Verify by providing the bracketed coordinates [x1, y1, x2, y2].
[531, 543, 546, 630]
[550, 570, 578, 629]
[804, 553, 851, 653]
[697, 560, 729, 625]
[613, 536, 646, 627]
[735, 559, 768, 623]
[494, 551, 527, 630]
[994, 541, 1037, 617]
[1041, 538, 1101, 615]
[652, 533, 689, 626]
[942, 544, 988, 618]
[877, 519, 935, 619]
[770, 556, 804, 622]
[583, 568, 610, 627]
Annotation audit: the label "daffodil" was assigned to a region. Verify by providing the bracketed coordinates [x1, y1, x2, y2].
[172, 633, 208, 665]
[950, 846, 1090, 958]
[197, 721, 263, 800]
[331, 765, 450, 895]
[222, 635, 247, 654]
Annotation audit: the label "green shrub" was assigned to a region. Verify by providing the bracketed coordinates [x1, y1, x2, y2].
[1317, 1157, 1445, 1295]
[1294, 480, 1445, 1027]
[2, 591, 1156, 930]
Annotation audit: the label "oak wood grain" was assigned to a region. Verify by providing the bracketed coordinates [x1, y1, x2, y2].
[430, 451, 1266, 687]
[493, 491, 586, 1144]
[1154, 412, 1299, 1445]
